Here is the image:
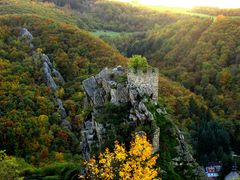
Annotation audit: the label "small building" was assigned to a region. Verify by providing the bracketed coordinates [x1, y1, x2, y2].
[225, 164, 240, 180]
[205, 163, 222, 179]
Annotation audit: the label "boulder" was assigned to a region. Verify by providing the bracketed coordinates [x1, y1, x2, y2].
[93, 88, 105, 107]
[152, 127, 160, 153]
[102, 79, 111, 98]
[43, 62, 58, 91]
[56, 98, 67, 119]
[82, 77, 98, 102]
[110, 84, 129, 105]
[112, 65, 125, 75]
[110, 89, 118, 104]
[20, 28, 33, 43]
[108, 80, 117, 88]
[41, 54, 53, 67]
[53, 68, 66, 85]
[116, 84, 129, 103]
[129, 85, 139, 105]
[95, 68, 111, 84]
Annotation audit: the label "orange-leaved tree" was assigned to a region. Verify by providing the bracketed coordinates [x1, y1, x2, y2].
[81, 134, 160, 180]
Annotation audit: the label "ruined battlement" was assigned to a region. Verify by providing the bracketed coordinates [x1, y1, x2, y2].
[127, 68, 159, 101]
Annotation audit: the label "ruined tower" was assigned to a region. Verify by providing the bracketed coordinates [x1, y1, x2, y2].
[127, 68, 159, 101]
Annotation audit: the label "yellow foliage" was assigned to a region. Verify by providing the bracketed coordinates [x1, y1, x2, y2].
[219, 69, 231, 86]
[55, 152, 64, 162]
[55, 87, 65, 98]
[0, 59, 10, 70]
[216, 14, 226, 21]
[38, 115, 49, 124]
[0, 81, 19, 90]
[36, 48, 43, 54]
[84, 134, 160, 180]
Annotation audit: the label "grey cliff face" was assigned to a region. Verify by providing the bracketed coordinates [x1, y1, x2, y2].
[82, 77, 98, 103]
[173, 126, 206, 179]
[42, 54, 53, 68]
[43, 61, 58, 91]
[80, 66, 160, 160]
[20, 28, 33, 43]
[52, 68, 65, 85]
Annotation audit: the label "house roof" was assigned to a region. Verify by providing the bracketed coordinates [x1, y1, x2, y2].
[225, 171, 240, 180]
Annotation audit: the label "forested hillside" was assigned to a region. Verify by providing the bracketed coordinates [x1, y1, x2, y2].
[65, 1, 240, 174]
[101, 13, 240, 168]
[0, 12, 127, 177]
[109, 17, 240, 120]
[0, 0, 80, 25]
[191, 6, 240, 16]
[1, 0, 240, 179]
[39, 0, 97, 10]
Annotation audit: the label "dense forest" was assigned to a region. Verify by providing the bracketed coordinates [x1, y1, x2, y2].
[1, 0, 240, 179]
[191, 6, 240, 16]
[38, 0, 97, 10]
[90, 2, 240, 157]
[116, 17, 240, 120]
[0, 13, 126, 178]
[70, 1, 240, 162]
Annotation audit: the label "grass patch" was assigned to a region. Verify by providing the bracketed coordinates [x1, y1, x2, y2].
[91, 30, 135, 38]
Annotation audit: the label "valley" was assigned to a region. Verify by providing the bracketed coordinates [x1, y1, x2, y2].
[0, 0, 240, 179]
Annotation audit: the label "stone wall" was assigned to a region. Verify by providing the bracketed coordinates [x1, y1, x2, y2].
[127, 68, 159, 101]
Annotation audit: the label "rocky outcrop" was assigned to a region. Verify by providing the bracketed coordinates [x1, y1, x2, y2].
[20, 28, 33, 46]
[80, 66, 160, 160]
[19, 28, 71, 130]
[81, 66, 205, 179]
[128, 68, 159, 101]
[53, 68, 65, 85]
[152, 127, 160, 154]
[82, 77, 98, 104]
[43, 61, 58, 91]
[173, 127, 206, 179]
[80, 66, 126, 160]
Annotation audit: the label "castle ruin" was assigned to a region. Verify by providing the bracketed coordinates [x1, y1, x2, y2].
[127, 68, 159, 101]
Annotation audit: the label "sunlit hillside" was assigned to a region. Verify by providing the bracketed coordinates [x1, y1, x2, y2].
[0, 0, 80, 25]
[1, 0, 240, 179]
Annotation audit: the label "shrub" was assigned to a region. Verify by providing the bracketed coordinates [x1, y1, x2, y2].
[128, 55, 149, 71]
[84, 134, 159, 179]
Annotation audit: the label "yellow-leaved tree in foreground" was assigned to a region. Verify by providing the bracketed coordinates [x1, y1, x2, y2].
[81, 134, 160, 180]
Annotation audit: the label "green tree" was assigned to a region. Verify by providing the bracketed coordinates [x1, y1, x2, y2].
[0, 153, 21, 179]
[0, 150, 6, 161]
[188, 96, 199, 117]
[128, 55, 149, 71]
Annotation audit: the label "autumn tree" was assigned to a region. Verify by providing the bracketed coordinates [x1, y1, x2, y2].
[218, 69, 231, 87]
[216, 14, 226, 21]
[83, 134, 160, 180]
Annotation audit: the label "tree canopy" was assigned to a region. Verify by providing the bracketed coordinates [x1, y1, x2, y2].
[128, 55, 149, 71]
